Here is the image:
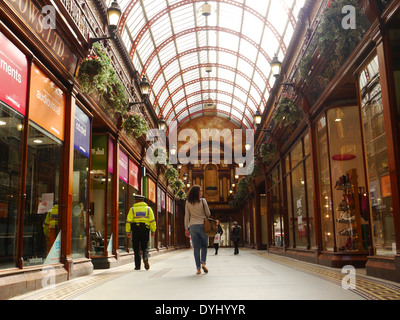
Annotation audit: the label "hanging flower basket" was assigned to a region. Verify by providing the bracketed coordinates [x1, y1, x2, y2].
[77, 42, 128, 114]
[259, 141, 277, 163]
[272, 95, 303, 128]
[121, 110, 149, 138]
[165, 166, 179, 185]
[176, 189, 187, 201]
[150, 146, 168, 165]
[79, 54, 103, 76]
[172, 179, 185, 193]
[299, 0, 369, 84]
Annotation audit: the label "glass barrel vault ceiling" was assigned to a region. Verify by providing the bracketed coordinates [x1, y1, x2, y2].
[107, 0, 306, 132]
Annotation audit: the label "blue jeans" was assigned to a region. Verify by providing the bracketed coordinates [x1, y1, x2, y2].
[189, 224, 208, 269]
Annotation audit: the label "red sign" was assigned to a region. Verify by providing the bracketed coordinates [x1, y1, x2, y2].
[129, 159, 139, 190]
[332, 154, 356, 161]
[0, 31, 28, 115]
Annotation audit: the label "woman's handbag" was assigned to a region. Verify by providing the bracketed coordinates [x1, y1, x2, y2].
[202, 199, 217, 237]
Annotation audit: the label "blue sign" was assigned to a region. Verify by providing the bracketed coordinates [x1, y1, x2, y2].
[74, 106, 90, 157]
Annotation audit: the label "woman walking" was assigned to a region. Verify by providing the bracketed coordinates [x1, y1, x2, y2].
[184, 185, 211, 274]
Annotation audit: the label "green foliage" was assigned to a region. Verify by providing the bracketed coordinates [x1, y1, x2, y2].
[121, 110, 149, 138]
[164, 165, 179, 185]
[299, 0, 368, 83]
[272, 95, 303, 128]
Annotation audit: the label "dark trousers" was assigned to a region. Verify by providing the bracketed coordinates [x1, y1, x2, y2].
[131, 223, 150, 268]
[233, 240, 239, 255]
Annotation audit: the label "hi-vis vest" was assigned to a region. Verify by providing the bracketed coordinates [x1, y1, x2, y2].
[126, 202, 156, 233]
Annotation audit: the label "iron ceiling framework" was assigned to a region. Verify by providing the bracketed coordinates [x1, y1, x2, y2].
[109, 0, 306, 131]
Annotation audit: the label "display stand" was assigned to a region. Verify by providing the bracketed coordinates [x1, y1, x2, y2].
[334, 168, 363, 252]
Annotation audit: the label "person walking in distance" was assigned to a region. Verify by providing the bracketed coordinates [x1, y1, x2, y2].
[213, 220, 223, 255]
[230, 221, 241, 255]
[126, 195, 156, 270]
[184, 185, 211, 274]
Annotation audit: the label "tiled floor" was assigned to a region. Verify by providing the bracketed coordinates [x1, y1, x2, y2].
[10, 248, 400, 300]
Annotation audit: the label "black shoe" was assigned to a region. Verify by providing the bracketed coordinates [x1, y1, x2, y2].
[134, 267, 140, 270]
[144, 259, 150, 270]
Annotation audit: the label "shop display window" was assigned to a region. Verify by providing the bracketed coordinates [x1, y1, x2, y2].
[71, 106, 90, 259]
[0, 102, 24, 269]
[267, 165, 283, 247]
[90, 135, 113, 256]
[23, 121, 63, 266]
[284, 135, 314, 249]
[360, 56, 395, 255]
[327, 106, 368, 252]
[118, 179, 128, 252]
[71, 149, 88, 259]
[316, 115, 334, 250]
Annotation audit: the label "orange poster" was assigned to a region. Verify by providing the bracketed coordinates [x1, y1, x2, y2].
[29, 64, 65, 141]
[148, 178, 156, 203]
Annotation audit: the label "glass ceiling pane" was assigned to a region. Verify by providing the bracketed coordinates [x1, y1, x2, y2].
[119, 0, 305, 128]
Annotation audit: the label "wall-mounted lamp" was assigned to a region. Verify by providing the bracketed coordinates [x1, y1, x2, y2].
[158, 115, 167, 132]
[254, 110, 262, 126]
[89, 1, 122, 47]
[129, 75, 150, 108]
[177, 163, 182, 170]
[270, 54, 295, 87]
[170, 143, 177, 156]
[183, 172, 188, 181]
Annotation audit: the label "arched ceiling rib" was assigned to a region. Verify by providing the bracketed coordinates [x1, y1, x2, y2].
[110, 0, 306, 130]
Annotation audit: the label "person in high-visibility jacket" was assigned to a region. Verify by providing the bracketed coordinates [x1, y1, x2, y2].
[126, 195, 156, 270]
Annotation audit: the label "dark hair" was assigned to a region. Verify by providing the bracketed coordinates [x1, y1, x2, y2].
[188, 185, 201, 204]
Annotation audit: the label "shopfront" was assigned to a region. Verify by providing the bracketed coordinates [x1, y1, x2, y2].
[0, 30, 28, 270]
[90, 135, 114, 260]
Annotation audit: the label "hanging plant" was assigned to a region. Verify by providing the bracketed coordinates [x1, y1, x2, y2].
[172, 179, 185, 193]
[78, 54, 103, 76]
[299, 0, 368, 83]
[248, 162, 260, 180]
[164, 165, 179, 185]
[176, 189, 187, 201]
[121, 110, 149, 138]
[259, 141, 278, 163]
[272, 94, 303, 128]
[77, 42, 128, 114]
[153, 146, 168, 165]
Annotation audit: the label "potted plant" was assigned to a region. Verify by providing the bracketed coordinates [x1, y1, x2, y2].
[121, 110, 149, 138]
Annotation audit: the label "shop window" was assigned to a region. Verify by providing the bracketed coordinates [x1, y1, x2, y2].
[118, 179, 128, 252]
[23, 122, 63, 266]
[71, 106, 90, 259]
[90, 135, 113, 256]
[360, 56, 395, 255]
[284, 136, 314, 249]
[0, 102, 24, 269]
[327, 106, 368, 252]
[267, 165, 283, 247]
[118, 150, 129, 253]
[316, 115, 334, 250]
